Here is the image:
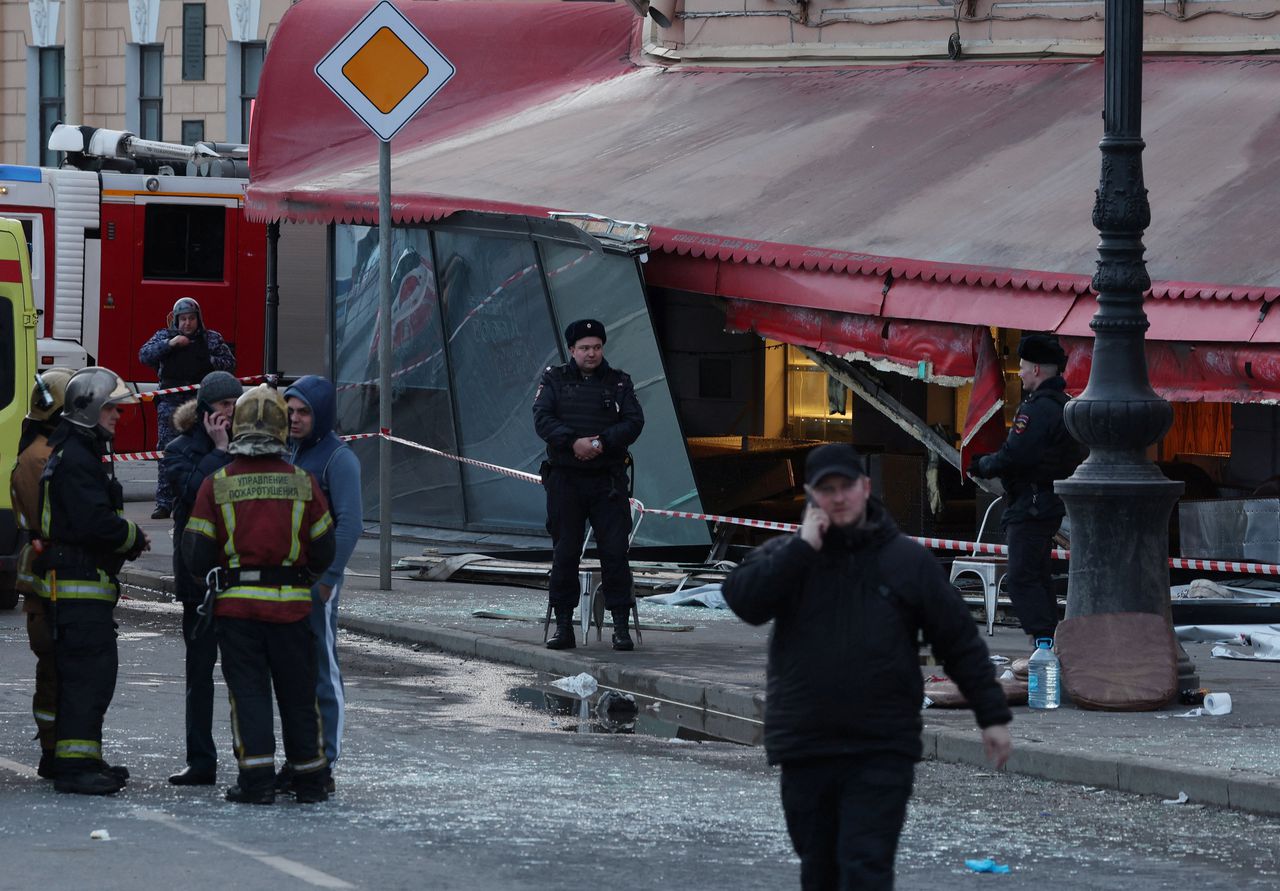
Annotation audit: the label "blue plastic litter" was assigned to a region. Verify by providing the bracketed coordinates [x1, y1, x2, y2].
[965, 858, 1011, 874]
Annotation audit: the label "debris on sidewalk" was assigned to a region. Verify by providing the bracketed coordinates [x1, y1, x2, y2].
[1177, 624, 1280, 661]
[964, 858, 1010, 874]
[923, 673, 1028, 708]
[90, 829, 111, 841]
[645, 584, 726, 609]
[551, 672, 598, 698]
[1162, 791, 1190, 805]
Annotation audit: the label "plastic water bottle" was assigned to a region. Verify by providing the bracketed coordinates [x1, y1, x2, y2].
[1027, 638, 1060, 709]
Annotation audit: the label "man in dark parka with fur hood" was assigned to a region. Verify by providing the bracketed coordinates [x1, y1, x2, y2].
[160, 371, 243, 786]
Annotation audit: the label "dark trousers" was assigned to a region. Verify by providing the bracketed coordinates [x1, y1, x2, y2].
[217, 616, 326, 793]
[53, 602, 118, 773]
[545, 468, 633, 611]
[26, 603, 57, 754]
[154, 397, 179, 509]
[1005, 515, 1062, 640]
[780, 754, 915, 891]
[182, 602, 219, 772]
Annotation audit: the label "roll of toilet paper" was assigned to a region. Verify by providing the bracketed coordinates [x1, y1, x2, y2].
[1203, 692, 1232, 716]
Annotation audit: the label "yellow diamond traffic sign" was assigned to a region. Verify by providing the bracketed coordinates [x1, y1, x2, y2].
[316, 1, 455, 142]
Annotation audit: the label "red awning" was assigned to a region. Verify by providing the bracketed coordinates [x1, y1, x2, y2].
[248, 0, 1280, 396]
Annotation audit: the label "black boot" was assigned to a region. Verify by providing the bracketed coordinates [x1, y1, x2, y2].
[225, 784, 276, 805]
[546, 609, 576, 650]
[611, 608, 634, 651]
[55, 768, 123, 796]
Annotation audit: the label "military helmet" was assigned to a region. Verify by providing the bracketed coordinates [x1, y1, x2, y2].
[63, 367, 138, 429]
[26, 366, 76, 422]
[228, 384, 289, 456]
[168, 296, 204, 330]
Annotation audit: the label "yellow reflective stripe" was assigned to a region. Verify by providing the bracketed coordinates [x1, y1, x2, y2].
[114, 520, 137, 554]
[309, 511, 334, 540]
[185, 516, 216, 538]
[221, 500, 238, 569]
[291, 756, 327, 773]
[288, 498, 304, 564]
[215, 585, 313, 604]
[40, 480, 51, 538]
[34, 709, 56, 723]
[55, 739, 102, 759]
[53, 582, 117, 602]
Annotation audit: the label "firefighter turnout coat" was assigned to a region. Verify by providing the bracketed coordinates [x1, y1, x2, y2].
[182, 457, 335, 620]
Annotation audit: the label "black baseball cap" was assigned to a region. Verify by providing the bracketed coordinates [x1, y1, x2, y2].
[804, 443, 867, 486]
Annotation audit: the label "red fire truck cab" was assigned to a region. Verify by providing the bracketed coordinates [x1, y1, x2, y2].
[0, 125, 266, 453]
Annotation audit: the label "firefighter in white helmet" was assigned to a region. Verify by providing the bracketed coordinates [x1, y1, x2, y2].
[37, 366, 150, 795]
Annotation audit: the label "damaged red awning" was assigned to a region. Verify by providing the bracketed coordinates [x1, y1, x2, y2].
[248, 0, 1280, 400]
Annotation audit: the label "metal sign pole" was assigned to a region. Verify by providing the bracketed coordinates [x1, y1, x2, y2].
[314, 0, 457, 592]
[378, 139, 393, 589]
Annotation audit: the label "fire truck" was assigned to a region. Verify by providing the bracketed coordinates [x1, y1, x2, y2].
[0, 124, 266, 453]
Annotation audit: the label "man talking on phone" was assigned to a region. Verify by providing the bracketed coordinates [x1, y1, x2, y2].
[723, 443, 1012, 890]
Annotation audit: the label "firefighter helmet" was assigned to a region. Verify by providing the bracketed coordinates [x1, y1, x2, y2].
[168, 296, 204, 330]
[63, 367, 139, 429]
[229, 384, 289, 456]
[26, 366, 76, 422]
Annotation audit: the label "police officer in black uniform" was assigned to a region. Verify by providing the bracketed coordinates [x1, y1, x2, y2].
[533, 319, 644, 651]
[969, 333, 1080, 644]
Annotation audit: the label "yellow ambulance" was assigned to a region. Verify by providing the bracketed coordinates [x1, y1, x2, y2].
[0, 218, 40, 607]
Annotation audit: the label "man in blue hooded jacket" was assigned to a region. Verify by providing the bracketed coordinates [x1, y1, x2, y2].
[282, 375, 363, 791]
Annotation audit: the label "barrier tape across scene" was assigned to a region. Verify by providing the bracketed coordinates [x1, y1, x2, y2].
[107, 432, 1280, 579]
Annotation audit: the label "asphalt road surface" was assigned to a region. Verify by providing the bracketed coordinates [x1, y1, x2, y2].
[0, 601, 1276, 890]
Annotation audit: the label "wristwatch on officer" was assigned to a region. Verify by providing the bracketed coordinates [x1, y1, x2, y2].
[591, 438, 601, 450]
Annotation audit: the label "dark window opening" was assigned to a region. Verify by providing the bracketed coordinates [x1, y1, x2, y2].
[698, 357, 733, 400]
[38, 47, 65, 167]
[143, 204, 225, 281]
[182, 4, 206, 81]
[140, 44, 163, 140]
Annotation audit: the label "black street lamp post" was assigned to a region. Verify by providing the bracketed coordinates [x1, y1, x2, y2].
[1056, 0, 1198, 688]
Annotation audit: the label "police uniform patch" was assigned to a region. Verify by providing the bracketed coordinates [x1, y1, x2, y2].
[1012, 413, 1030, 434]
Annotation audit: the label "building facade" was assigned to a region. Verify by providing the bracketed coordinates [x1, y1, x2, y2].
[0, 0, 291, 162]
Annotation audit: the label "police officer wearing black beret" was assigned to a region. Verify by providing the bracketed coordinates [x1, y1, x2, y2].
[533, 320, 645, 651]
[970, 333, 1083, 646]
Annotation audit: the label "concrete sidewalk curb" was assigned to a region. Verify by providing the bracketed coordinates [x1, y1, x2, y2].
[117, 569, 1280, 817]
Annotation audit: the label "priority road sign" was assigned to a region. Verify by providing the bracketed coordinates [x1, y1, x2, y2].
[315, 0, 456, 142]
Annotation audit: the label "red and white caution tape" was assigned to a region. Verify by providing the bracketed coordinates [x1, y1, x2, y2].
[107, 449, 167, 462]
[139, 374, 267, 402]
[112, 429, 1280, 578]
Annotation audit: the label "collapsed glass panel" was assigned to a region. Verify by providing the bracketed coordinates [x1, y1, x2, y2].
[435, 229, 558, 530]
[332, 224, 464, 526]
[539, 241, 707, 547]
[330, 219, 708, 548]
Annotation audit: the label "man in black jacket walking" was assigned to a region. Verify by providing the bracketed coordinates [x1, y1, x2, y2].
[723, 443, 1012, 890]
[160, 371, 243, 785]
